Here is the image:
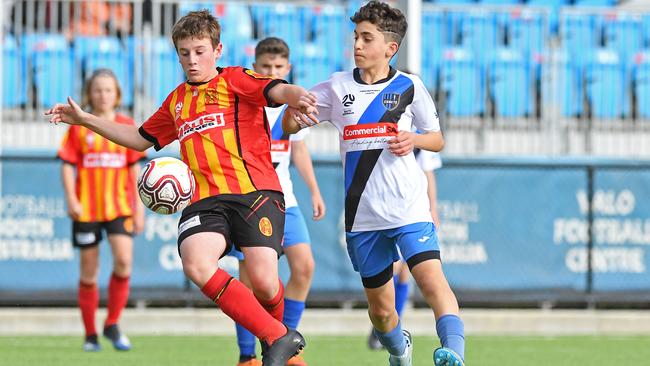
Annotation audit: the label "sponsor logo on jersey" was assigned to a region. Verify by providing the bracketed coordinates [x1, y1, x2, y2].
[270, 140, 290, 152]
[82, 152, 127, 168]
[175, 102, 183, 120]
[178, 113, 226, 141]
[343, 123, 398, 140]
[259, 216, 273, 237]
[382, 92, 400, 110]
[342, 94, 355, 107]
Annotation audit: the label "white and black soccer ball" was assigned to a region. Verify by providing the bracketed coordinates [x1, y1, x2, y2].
[137, 157, 195, 215]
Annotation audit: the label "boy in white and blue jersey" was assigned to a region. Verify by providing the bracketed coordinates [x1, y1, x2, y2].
[283, 2, 465, 366]
[229, 37, 325, 366]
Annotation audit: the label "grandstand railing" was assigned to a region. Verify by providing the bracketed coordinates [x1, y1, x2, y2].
[2, 1, 650, 157]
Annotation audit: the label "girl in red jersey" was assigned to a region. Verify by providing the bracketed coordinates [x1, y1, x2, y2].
[58, 69, 145, 352]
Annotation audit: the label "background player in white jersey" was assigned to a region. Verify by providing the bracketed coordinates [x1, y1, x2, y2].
[283, 2, 465, 365]
[228, 37, 326, 366]
[368, 150, 443, 350]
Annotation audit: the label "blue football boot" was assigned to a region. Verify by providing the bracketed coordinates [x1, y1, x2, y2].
[103, 324, 131, 351]
[434, 347, 465, 366]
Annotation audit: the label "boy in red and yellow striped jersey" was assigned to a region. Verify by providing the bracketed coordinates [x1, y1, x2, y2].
[47, 10, 319, 366]
[58, 69, 145, 352]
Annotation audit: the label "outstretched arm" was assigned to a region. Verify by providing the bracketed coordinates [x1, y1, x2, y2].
[268, 84, 319, 131]
[291, 140, 325, 221]
[46, 97, 153, 152]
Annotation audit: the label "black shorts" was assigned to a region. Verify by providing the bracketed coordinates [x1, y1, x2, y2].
[176, 190, 285, 258]
[72, 216, 134, 249]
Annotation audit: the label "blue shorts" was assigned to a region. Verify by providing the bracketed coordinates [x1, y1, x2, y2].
[345, 222, 439, 278]
[227, 206, 311, 260]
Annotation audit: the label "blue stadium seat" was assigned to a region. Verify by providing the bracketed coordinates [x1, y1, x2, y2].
[602, 14, 643, 61]
[228, 40, 258, 70]
[293, 43, 336, 89]
[633, 51, 650, 119]
[561, 13, 599, 66]
[422, 10, 446, 91]
[251, 4, 306, 48]
[441, 47, 483, 116]
[22, 34, 76, 107]
[459, 11, 498, 65]
[643, 15, 650, 48]
[150, 38, 185, 106]
[479, 0, 521, 4]
[489, 48, 530, 117]
[435, 0, 475, 3]
[543, 49, 583, 117]
[507, 9, 547, 57]
[308, 5, 348, 70]
[3, 35, 23, 107]
[584, 48, 625, 119]
[74, 36, 133, 107]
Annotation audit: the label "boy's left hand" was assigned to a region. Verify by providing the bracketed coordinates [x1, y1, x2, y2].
[388, 131, 416, 156]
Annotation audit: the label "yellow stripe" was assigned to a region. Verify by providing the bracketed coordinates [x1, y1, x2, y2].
[201, 135, 230, 194]
[183, 139, 210, 199]
[181, 84, 192, 119]
[80, 128, 88, 154]
[169, 89, 178, 117]
[222, 128, 254, 193]
[217, 77, 230, 109]
[116, 168, 130, 215]
[196, 84, 207, 114]
[93, 132, 104, 221]
[104, 168, 116, 220]
[79, 169, 90, 222]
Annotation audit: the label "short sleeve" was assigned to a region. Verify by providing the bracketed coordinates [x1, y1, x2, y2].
[417, 151, 442, 172]
[289, 127, 309, 141]
[139, 105, 177, 151]
[309, 79, 334, 124]
[229, 67, 287, 107]
[57, 126, 80, 164]
[410, 76, 440, 133]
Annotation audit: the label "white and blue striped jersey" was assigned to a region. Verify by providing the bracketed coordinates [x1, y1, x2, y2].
[267, 105, 308, 209]
[310, 68, 441, 232]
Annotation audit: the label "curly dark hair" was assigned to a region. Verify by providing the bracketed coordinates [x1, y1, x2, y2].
[350, 1, 407, 44]
[171, 10, 221, 49]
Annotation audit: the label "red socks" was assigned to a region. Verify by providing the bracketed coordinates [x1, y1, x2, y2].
[78, 281, 99, 336]
[201, 269, 286, 343]
[256, 280, 284, 322]
[105, 273, 130, 327]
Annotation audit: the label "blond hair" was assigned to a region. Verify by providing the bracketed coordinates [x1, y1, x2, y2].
[81, 68, 122, 111]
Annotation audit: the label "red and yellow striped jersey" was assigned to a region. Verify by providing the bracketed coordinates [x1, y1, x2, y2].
[139, 67, 284, 202]
[58, 114, 145, 222]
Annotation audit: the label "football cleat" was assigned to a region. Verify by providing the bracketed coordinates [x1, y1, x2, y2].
[83, 334, 101, 352]
[261, 328, 306, 366]
[103, 324, 131, 351]
[434, 347, 465, 366]
[388, 330, 413, 366]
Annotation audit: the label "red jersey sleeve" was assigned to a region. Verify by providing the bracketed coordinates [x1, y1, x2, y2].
[228, 67, 287, 107]
[116, 114, 147, 164]
[139, 104, 177, 151]
[57, 125, 81, 164]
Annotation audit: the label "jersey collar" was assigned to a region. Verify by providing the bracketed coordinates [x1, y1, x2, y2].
[353, 67, 397, 85]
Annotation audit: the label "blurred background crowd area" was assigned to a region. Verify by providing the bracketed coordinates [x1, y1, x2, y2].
[2, 0, 650, 156]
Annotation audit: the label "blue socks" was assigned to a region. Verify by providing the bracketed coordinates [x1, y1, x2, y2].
[283, 298, 305, 330]
[436, 314, 465, 360]
[235, 323, 256, 357]
[394, 276, 410, 317]
[373, 320, 407, 356]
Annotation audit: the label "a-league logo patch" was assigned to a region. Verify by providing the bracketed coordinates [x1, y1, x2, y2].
[259, 217, 273, 237]
[382, 92, 400, 110]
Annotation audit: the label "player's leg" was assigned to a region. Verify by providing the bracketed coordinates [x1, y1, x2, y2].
[231, 250, 260, 366]
[102, 217, 135, 350]
[231, 191, 306, 366]
[368, 259, 410, 351]
[347, 230, 412, 365]
[395, 222, 465, 366]
[73, 221, 102, 352]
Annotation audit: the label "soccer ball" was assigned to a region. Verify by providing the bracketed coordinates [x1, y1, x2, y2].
[137, 157, 195, 215]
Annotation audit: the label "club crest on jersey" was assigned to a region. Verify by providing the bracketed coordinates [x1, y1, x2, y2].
[382, 92, 400, 110]
[205, 87, 218, 105]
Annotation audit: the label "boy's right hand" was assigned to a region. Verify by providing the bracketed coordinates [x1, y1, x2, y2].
[45, 96, 89, 126]
[67, 198, 83, 221]
[287, 104, 319, 129]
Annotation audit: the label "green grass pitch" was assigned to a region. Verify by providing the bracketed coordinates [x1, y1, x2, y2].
[2, 335, 650, 365]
